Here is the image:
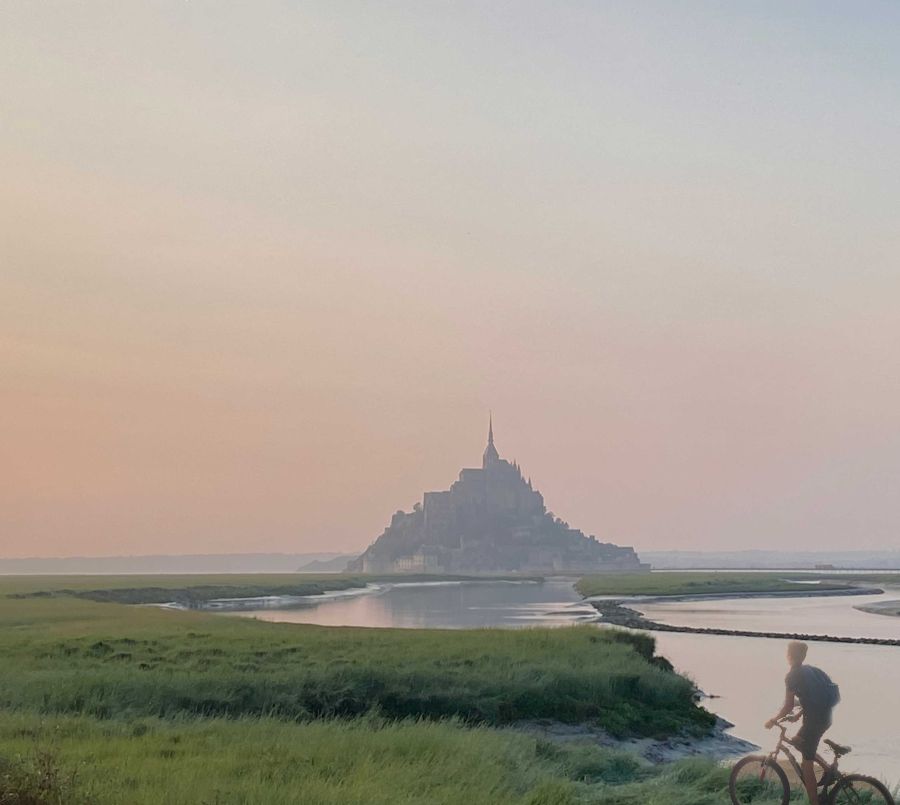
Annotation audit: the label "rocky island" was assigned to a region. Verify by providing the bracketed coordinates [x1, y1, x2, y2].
[349, 419, 646, 574]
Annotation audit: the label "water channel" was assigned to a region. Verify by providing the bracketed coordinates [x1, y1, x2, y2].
[228, 578, 900, 783]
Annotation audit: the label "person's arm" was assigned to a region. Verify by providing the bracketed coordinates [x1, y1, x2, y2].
[764, 689, 796, 730]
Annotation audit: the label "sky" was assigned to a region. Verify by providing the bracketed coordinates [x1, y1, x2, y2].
[2, 2, 900, 558]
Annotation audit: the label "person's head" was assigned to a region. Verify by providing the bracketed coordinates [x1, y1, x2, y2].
[787, 641, 808, 667]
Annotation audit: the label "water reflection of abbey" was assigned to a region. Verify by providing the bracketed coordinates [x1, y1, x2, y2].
[349, 419, 646, 574]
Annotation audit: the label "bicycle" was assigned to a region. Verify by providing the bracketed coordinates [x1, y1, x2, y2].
[729, 710, 896, 805]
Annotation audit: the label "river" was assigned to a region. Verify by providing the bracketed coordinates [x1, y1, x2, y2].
[637, 588, 900, 783]
[228, 578, 900, 783]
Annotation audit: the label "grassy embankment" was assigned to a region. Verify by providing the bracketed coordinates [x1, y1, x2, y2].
[0, 713, 739, 805]
[0, 574, 743, 804]
[575, 571, 886, 599]
[4, 572, 536, 607]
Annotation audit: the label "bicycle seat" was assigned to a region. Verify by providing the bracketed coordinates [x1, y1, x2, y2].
[824, 739, 851, 757]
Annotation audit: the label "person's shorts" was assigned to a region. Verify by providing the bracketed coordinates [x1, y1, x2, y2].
[793, 716, 831, 761]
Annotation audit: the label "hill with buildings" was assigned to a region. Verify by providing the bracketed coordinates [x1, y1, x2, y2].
[349, 420, 645, 574]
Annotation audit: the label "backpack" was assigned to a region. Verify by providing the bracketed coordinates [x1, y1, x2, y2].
[791, 665, 840, 712]
[813, 666, 841, 709]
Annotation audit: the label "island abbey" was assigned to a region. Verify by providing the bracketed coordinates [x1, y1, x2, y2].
[349, 419, 645, 574]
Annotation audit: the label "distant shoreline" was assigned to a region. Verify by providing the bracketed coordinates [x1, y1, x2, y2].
[856, 600, 900, 618]
[586, 586, 882, 604]
[651, 567, 900, 573]
[586, 586, 900, 647]
[158, 578, 542, 613]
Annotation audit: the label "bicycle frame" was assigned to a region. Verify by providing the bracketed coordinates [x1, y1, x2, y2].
[767, 714, 839, 792]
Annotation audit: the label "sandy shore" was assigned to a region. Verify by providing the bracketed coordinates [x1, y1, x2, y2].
[856, 599, 900, 617]
[514, 716, 757, 764]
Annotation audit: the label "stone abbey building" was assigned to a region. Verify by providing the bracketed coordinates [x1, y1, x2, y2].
[349, 419, 645, 574]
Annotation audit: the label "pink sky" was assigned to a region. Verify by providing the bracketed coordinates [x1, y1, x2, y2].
[3, 3, 900, 558]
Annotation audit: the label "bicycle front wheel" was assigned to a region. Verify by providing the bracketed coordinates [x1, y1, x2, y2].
[829, 774, 896, 805]
[729, 755, 790, 805]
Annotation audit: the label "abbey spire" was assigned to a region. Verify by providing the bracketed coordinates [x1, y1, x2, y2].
[482, 413, 500, 467]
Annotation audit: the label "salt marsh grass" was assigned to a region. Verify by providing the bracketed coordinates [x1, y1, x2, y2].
[0, 575, 734, 804]
[575, 572, 879, 599]
[0, 713, 737, 805]
[0, 586, 710, 736]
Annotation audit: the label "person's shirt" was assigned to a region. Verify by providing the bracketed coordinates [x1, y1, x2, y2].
[785, 664, 836, 721]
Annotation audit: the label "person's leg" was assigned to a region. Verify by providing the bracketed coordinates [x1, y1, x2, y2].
[794, 720, 824, 804]
[800, 718, 830, 804]
[800, 759, 819, 804]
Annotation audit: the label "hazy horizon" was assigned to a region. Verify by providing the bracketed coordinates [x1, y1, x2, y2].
[1, 548, 897, 566]
[4, 3, 900, 559]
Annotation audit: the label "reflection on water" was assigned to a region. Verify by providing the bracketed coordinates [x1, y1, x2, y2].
[230, 579, 899, 783]
[652, 631, 900, 784]
[229, 579, 598, 629]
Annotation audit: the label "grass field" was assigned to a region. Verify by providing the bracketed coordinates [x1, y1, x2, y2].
[4, 572, 536, 606]
[0, 575, 759, 804]
[0, 712, 744, 805]
[575, 571, 886, 599]
[0, 576, 713, 735]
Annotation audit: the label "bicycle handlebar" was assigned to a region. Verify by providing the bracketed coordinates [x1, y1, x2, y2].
[770, 709, 803, 733]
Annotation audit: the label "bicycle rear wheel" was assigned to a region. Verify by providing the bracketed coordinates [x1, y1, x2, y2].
[729, 755, 790, 805]
[829, 774, 896, 805]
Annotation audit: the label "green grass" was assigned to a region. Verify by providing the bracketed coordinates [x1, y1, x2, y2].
[0, 713, 746, 805]
[574, 571, 881, 598]
[0, 589, 710, 737]
[0, 575, 742, 804]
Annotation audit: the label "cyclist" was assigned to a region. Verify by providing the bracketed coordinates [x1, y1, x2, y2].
[764, 641, 840, 804]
